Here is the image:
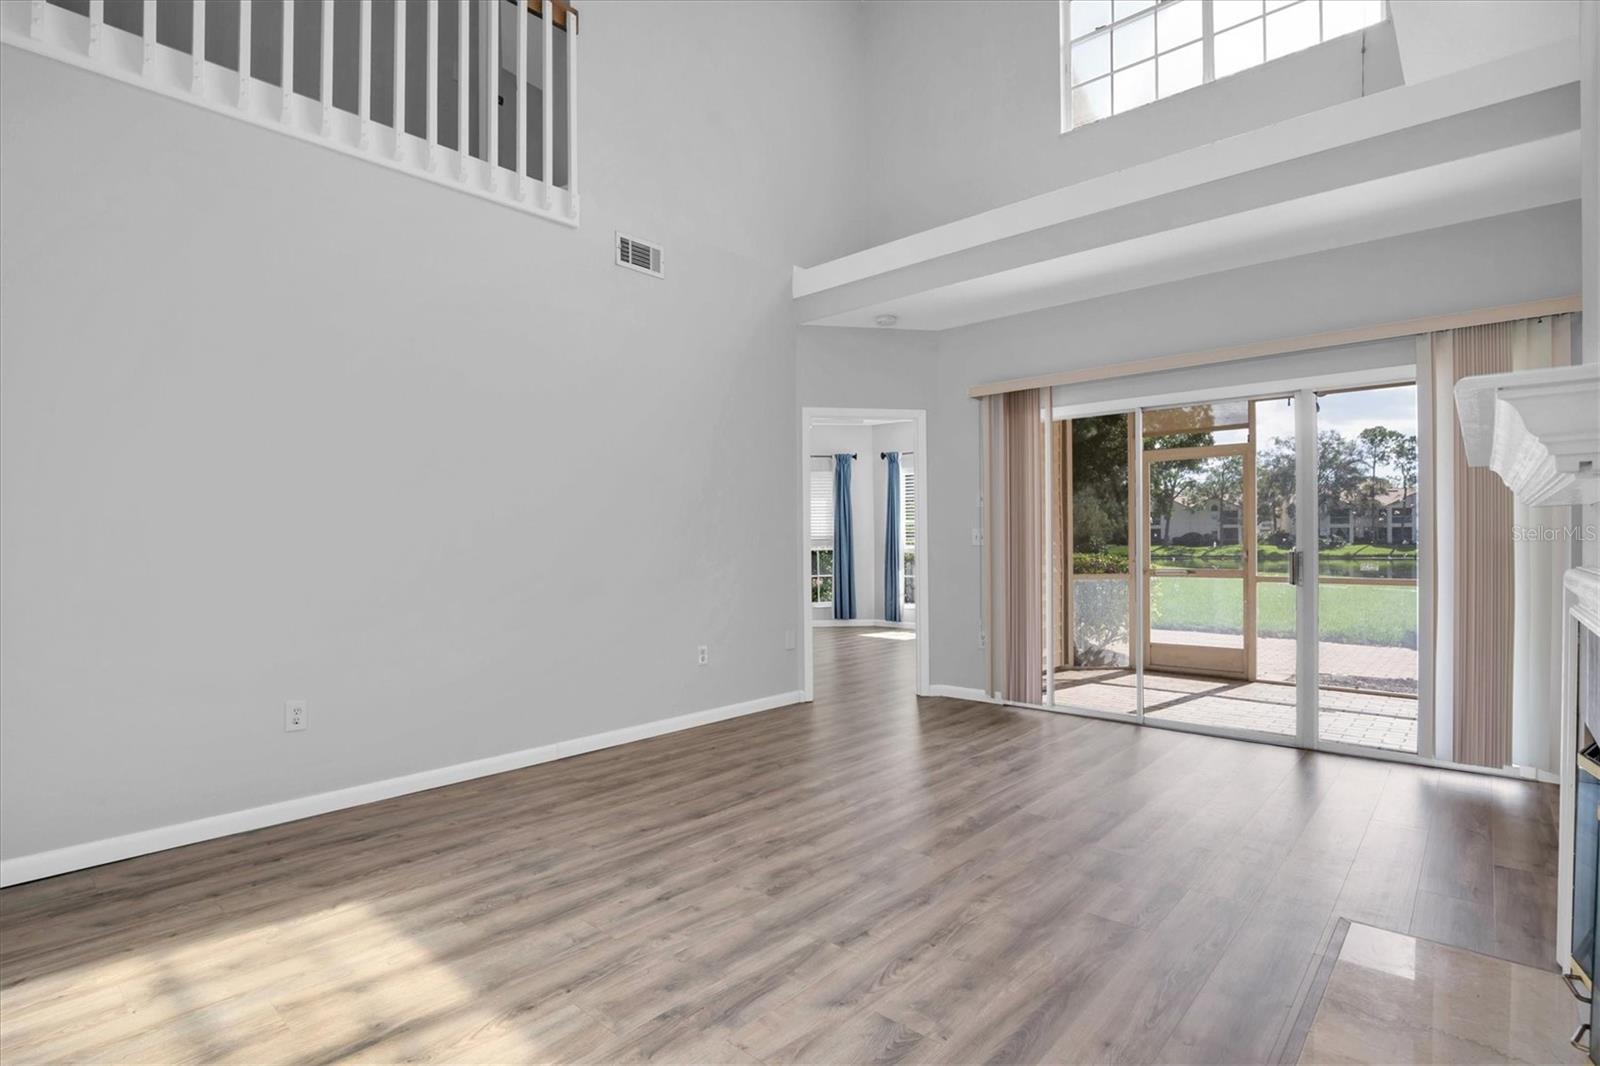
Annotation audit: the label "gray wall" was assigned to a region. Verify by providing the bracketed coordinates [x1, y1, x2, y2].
[857, 0, 1403, 244]
[0, 0, 869, 860]
[799, 203, 1584, 693]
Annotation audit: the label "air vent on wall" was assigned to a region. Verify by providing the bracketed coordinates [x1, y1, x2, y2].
[616, 232, 664, 279]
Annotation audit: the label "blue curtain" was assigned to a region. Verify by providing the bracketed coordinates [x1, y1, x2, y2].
[832, 454, 856, 619]
[883, 451, 902, 623]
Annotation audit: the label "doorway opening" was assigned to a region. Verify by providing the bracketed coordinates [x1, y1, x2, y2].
[1050, 383, 1420, 755]
[799, 408, 930, 702]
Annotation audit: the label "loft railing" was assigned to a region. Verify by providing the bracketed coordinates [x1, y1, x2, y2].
[3, 0, 579, 226]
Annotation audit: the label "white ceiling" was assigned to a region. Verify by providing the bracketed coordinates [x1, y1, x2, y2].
[1389, 0, 1580, 84]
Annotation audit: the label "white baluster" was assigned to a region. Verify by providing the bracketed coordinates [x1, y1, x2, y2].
[394, 0, 408, 159]
[320, 0, 334, 135]
[456, 0, 468, 181]
[238, 0, 251, 107]
[88, 0, 104, 58]
[486, 0, 498, 191]
[540, 0, 551, 207]
[281, 0, 294, 122]
[516, 0, 527, 199]
[426, 0, 439, 170]
[192, 0, 205, 95]
[565, 3, 576, 213]
[143, 0, 156, 73]
[359, 0, 372, 147]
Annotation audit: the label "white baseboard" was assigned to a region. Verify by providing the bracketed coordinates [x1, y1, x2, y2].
[927, 684, 998, 703]
[813, 618, 915, 629]
[0, 689, 805, 888]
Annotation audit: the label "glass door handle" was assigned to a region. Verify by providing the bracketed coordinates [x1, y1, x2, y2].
[1289, 549, 1303, 586]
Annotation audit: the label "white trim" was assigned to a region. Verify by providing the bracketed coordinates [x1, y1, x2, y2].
[973, 297, 1580, 399]
[0, 689, 804, 887]
[1295, 386, 1321, 749]
[1556, 568, 1600, 968]
[1131, 406, 1146, 719]
[1414, 334, 1437, 760]
[928, 684, 1000, 703]
[1050, 364, 1416, 422]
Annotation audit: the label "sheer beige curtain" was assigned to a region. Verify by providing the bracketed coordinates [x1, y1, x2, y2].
[998, 385, 1049, 701]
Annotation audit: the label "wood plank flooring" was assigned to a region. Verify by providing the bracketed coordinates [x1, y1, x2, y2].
[0, 628, 1562, 1064]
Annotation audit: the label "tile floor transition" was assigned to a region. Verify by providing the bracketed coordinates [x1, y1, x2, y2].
[1297, 922, 1584, 1065]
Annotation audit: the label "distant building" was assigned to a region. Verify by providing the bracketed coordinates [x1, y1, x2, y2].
[1154, 488, 1416, 547]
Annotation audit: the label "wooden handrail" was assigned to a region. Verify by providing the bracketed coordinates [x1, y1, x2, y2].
[524, 0, 576, 32]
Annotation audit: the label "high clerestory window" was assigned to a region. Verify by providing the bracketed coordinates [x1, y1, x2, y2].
[1061, 0, 1387, 131]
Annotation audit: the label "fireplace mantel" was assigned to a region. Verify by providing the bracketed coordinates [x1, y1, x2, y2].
[1571, 567, 1600, 634]
[1455, 364, 1599, 507]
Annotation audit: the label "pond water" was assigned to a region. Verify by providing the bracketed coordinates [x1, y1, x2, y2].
[1156, 553, 1418, 581]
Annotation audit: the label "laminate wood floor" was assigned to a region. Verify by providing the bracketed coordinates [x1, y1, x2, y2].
[0, 628, 1561, 1064]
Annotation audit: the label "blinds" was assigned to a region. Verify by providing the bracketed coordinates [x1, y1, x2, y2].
[809, 459, 834, 542]
[902, 465, 917, 549]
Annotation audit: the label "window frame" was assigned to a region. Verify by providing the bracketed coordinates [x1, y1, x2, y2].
[810, 547, 834, 605]
[808, 457, 836, 606]
[901, 463, 917, 608]
[1060, 0, 1389, 132]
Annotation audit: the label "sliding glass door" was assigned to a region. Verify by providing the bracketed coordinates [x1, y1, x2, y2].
[1312, 385, 1420, 754]
[1050, 378, 1421, 756]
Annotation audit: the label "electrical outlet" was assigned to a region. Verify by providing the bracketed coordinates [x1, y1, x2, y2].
[285, 699, 307, 732]
[977, 628, 987, 650]
[971, 527, 983, 546]
[697, 645, 709, 666]
[784, 628, 796, 650]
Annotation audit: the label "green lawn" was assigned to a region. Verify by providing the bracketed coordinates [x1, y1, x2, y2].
[1149, 577, 1417, 648]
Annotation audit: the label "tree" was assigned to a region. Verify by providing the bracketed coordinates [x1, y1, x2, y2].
[1355, 426, 1404, 542]
[1071, 489, 1118, 554]
[1256, 436, 1297, 539]
[1177, 455, 1244, 545]
[1317, 430, 1364, 539]
[1070, 414, 1131, 554]
[1147, 431, 1212, 543]
[1394, 434, 1418, 508]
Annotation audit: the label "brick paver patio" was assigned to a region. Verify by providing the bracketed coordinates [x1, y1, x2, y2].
[1144, 629, 1418, 693]
[1051, 667, 1418, 752]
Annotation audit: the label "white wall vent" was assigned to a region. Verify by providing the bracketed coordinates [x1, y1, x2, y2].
[616, 232, 664, 278]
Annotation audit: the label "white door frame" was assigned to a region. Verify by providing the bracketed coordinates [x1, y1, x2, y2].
[1293, 387, 1321, 748]
[799, 407, 931, 702]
